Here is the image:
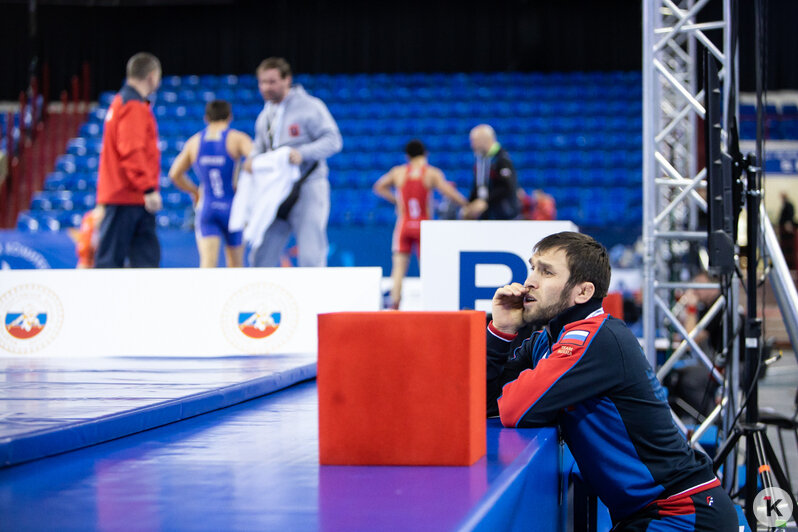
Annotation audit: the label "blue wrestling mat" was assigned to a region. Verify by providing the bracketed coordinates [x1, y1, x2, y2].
[0, 354, 316, 467]
[0, 379, 562, 531]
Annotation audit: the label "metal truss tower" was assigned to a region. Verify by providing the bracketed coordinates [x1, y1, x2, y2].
[642, 0, 738, 437]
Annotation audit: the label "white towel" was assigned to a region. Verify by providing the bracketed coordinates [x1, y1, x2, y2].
[228, 146, 300, 248]
[228, 171, 253, 232]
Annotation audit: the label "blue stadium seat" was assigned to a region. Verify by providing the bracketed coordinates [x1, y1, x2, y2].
[159, 90, 179, 104]
[235, 88, 258, 103]
[43, 172, 71, 191]
[161, 154, 177, 171]
[66, 138, 88, 156]
[766, 118, 783, 139]
[163, 191, 192, 209]
[35, 212, 61, 232]
[58, 210, 85, 229]
[30, 193, 53, 211]
[79, 122, 102, 138]
[72, 154, 99, 172]
[739, 104, 757, 119]
[54, 155, 77, 173]
[214, 88, 235, 102]
[740, 120, 756, 140]
[197, 90, 216, 103]
[782, 119, 798, 139]
[67, 173, 95, 192]
[557, 206, 580, 223]
[99, 92, 116, 107]
[16, 212, 41, 232]
[176, 89, 197, 103]
[162, 75, 182, 89]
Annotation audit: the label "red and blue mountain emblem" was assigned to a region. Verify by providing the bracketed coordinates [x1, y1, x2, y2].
[238, 311, 281, 339]
[5, 312, 47, 340]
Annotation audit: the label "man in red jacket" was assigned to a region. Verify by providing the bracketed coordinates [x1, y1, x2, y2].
[95, 52, 163, 268]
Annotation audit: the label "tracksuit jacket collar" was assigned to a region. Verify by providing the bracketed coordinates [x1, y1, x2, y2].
[120, 83, 149, 105]
[546, 298, 604, 342]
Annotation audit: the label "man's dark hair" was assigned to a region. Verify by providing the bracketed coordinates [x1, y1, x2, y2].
[126, 52, 161, 81]
[205, 100, 232, 122]
[256, 57, 292, 79]
[534, 231, 611, 299]
[405, 139, 426, 158]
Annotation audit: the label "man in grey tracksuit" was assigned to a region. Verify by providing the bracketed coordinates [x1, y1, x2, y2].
[247, 57, 342, 267]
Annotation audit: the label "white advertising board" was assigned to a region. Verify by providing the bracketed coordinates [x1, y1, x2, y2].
[0, 267, 381, 357]
[420, 220, 578, 312]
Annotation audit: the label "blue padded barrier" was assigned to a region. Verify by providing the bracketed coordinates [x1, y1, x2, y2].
[457, 423, 560, 532]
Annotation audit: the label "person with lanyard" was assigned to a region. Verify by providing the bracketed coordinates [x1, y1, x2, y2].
[486, 231, 738, 530]
[244, 57, 342, 267]
[462, 124, 520, 220]
[169, 100, 253, 267]
[372, 139, 468, 309]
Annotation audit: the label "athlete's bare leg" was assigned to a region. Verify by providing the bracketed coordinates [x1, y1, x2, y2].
[390, 251, 411, 309]
[225, 245, 244, 268]
[197, 235, 221, 268]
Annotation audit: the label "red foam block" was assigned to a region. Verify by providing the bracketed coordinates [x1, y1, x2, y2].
[318, 311, 486, 466]
[604, 292, 624, 320]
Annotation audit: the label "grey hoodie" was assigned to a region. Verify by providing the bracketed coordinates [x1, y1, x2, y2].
[252, 85, 342, 182]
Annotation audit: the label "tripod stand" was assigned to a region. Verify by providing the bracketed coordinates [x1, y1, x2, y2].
[713, 421, 795, 526]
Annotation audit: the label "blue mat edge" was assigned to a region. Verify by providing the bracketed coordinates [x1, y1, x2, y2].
[457, 427, 559, 531]
[0, 361, 317, 468]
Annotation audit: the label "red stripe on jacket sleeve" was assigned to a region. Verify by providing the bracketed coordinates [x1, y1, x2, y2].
[497, 351, 583, 427]
[497, 316, 604, 427]
[488, 321, 517, 341]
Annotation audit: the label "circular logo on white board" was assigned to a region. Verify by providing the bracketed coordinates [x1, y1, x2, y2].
[221, 283, 299, 353]
[0, 284, 64, 354]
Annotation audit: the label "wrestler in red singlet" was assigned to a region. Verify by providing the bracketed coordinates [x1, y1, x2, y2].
[373, 139, 469, 309]
[392, 164, 430, 256]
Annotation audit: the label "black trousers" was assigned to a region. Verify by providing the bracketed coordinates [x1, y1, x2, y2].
[95, 204, 160, 268]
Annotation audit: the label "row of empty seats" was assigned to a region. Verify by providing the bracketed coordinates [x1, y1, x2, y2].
[740, 118, 798, 140]
[134, 100, 642, 120]
[19, 182, 643, 233]
[739, 102, 798, 140]
[19, 71, 647, 236]
[42, 164, 642, 201]
[70, 127, 643, 159]
[49, 149, 643, 194]
[112, 70, 642, 103]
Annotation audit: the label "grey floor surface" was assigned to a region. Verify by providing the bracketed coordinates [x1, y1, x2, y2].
[754, 348, 797, 530]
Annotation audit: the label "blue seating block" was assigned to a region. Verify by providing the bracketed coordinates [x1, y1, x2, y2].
[58, 70, 645, 236]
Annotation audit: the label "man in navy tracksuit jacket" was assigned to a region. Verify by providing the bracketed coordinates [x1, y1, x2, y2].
[486, 232, 738, 531]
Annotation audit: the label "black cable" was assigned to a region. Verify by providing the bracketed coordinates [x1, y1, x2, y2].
[758, 0, 769, 356]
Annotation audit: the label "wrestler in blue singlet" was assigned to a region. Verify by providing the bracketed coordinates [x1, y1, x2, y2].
[193, 128, 242, 246]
